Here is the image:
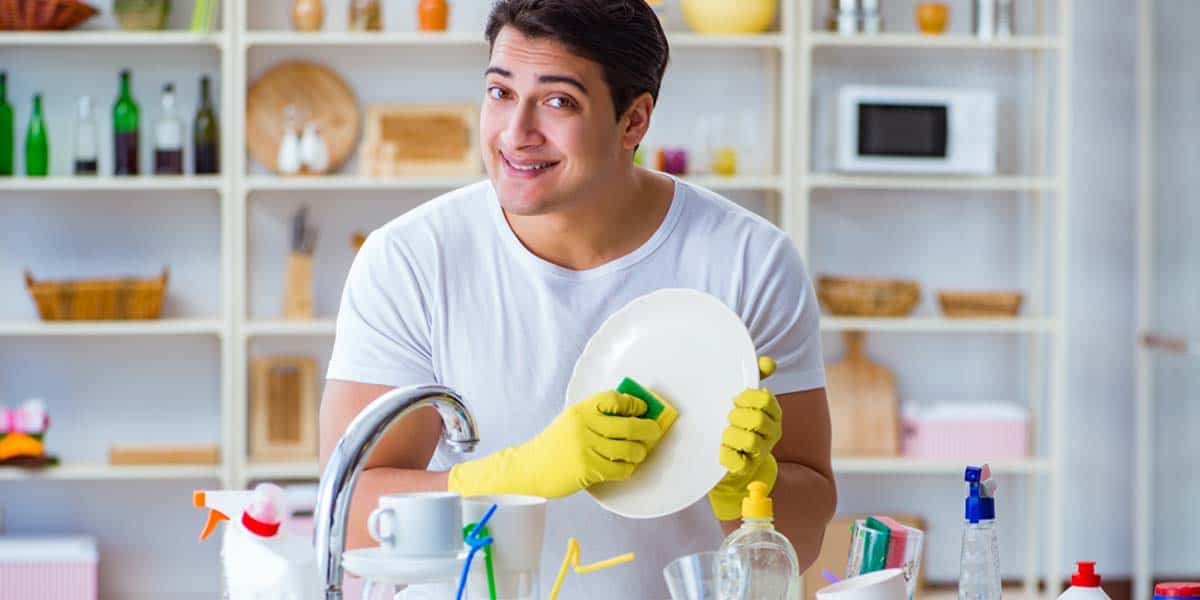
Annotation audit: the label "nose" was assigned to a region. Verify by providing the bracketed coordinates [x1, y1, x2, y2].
[500, 100, 544, 151]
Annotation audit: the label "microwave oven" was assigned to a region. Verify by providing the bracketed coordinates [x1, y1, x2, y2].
[836, 85, 997, 175]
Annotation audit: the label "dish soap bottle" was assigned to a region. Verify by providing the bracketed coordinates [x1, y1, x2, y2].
[1057, 562, 1111, 600]
[959, 465, 1001, 600]
[718, 481, 801, 600]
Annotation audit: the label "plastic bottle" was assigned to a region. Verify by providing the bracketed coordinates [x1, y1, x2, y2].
[958, 466, 1001, 600]
[1057, 562, 1111, 600]
[718, 481, 801, 600]
[74, 96, 99, 176]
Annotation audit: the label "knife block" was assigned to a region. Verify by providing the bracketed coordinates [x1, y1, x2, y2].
[249, 356, 318, 462]
[281, 252, 314, 319]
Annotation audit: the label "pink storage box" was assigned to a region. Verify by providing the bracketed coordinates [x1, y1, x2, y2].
[0, 537, 97, 600]
[901, 402, 1029, 460]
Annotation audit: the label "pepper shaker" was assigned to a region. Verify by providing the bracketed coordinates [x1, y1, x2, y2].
[996, 0, 1014, 37]
[972, 0, 997, 39]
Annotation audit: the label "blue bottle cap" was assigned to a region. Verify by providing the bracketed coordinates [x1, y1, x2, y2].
[965, 466, 996, 523]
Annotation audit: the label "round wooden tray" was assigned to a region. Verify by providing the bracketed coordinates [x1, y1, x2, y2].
[246, 61, 360, 175]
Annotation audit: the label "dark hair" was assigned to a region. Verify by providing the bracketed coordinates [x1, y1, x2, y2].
[485, 0, 670, 121]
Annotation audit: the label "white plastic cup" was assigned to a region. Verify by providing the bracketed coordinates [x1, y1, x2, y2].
[367, 491, 462, 558]
[462, 495, 547, 600]
[817, 568, 907, 600]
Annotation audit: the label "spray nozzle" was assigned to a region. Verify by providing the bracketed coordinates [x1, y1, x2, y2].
[963, 465, 996, 524]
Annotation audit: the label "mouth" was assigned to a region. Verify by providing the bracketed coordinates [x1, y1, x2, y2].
[500, 151, 561, 178]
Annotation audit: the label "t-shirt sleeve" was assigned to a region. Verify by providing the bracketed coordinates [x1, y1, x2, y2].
[325, 229, 439, 388]
[743, 235, 826, 394]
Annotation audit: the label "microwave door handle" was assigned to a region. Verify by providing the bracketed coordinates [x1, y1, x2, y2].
[1141, 332, 1200, 356]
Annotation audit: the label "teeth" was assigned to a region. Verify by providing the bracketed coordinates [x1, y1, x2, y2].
[509, 160, 553, 171]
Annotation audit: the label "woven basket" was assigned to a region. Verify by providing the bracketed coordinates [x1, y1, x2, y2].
[817, 275, 920, 317]
[937, 290, 1023, 318]
[0, 0, 99, 31]
[24, 268, 168, 321]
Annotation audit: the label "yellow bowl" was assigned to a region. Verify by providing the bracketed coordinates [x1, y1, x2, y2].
[681, 0, 777, 35]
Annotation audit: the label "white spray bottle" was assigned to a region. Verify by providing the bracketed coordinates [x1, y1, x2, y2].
[193, 483, 321, 600]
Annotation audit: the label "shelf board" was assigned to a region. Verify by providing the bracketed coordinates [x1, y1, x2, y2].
[0, 31, 224, 47]
[833, 458, 1052, 475]
[821, 316, 1057, 333]
[0, 463, 222, 481]
[243, 319, 336, 337]
[246, 174, 784, 193]
[243, 30, 784, 49]
[806, 32, 1060, 51]
[807, 173, 1058, 192]
[244, 462, 321, 480]
[0, 319, 224, 337]
[0, 176, 224, 192]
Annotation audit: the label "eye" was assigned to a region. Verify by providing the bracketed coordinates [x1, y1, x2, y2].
[546, 95, 577, 110]
[487, 86, 509, 100]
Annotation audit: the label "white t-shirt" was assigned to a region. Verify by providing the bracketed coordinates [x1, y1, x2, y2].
[327, 177, 826, 598]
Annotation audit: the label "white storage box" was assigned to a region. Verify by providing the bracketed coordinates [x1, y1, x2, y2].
[0, 536, 97, 600]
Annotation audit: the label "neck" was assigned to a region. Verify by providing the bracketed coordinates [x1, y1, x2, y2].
[502, 166, 674, 271]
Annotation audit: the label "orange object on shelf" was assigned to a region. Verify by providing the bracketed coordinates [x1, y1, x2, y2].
[915, 2, 950, 35]
[417, 0, 448, 32]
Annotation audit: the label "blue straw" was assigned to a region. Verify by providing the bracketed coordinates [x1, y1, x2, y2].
[455, 504, 499, 600]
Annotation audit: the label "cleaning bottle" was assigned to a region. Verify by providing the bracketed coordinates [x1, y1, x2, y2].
[718, 481, 801, 600]
[958, 465, 1001, 600]
[1057, 562, 1111, 600]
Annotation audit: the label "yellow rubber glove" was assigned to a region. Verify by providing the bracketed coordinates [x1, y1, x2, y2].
[448, 391, 664, 499]
[708, 356, 783, 521]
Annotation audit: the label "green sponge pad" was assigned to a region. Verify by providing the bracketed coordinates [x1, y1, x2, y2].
[617, 377, 679, 435]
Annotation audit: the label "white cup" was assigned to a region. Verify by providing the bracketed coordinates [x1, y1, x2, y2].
[462, 495, 547, 599]
[816, 568, 907, 600]
[367, 491, 463, 558]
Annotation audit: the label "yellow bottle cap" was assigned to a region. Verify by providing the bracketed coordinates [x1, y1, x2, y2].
[742, 481, 773, 519]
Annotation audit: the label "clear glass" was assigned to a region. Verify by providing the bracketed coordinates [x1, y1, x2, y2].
[844, 519, 924, 600]
[664, 551, 723, 600]
[719, 517, 800, 600]
[958, 520, 1001, 600]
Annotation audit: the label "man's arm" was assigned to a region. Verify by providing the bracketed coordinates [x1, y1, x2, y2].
[720, 387, 836, 570]
[318, 379, 450, 550]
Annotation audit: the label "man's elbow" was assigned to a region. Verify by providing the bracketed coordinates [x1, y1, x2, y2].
[796, 471, 837, 570]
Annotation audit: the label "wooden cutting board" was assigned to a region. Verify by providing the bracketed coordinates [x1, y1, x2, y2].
[826, 331, 900, 456]
[246, 60, 360, 174]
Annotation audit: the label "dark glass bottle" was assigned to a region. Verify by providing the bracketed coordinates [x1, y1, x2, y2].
[25, 93, 49, 177]
[113, 69, 140, 176]
[193, 75, 219, 175]
[0, 72, 13, 176]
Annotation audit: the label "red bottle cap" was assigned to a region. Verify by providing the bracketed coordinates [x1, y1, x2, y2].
[1155, 583, 1200, 598]
[241, 510, 281, 538]
[1071, 562, 1101, 587]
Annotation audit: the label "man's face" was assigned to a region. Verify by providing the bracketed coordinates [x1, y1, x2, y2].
[481, 27, 626, 216]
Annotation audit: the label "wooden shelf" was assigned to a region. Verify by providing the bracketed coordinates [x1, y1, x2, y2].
[242, 30, 784, 49]
[246, 174, 784, 193]
[243, 319, 336, 337]
[0, 31, 224, 47]
[833, 458, 1052, 475]
[0, 319, 224, 337]
[806, 32, 1060, 51]
[0, 176, 224, 192]
[0, 463, 222, 481]
[806, 174, 1059, 192]
[821, 316, 1057, 333]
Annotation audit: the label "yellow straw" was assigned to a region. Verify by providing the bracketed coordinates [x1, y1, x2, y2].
[548, 538, 636, 600]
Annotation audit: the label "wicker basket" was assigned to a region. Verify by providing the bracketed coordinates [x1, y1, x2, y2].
[937, 290, 1023, 318]
[817, 275, 921, 317]
[24, 269, 168, 321]
[0, 0, 99, 31]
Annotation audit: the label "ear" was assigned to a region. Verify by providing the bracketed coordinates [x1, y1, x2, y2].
[619, 92, 656, 151]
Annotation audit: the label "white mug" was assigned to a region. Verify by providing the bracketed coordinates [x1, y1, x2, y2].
[816, 568, 907, 600]
[367, 491, 463, 558]
[462, 495, 547, 598]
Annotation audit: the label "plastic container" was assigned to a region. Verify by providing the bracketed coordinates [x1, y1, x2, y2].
[718, 482, 801, 600]
[0, 537, 97, 600]
[902, 403, 1028, 460]
[1057, 562, 1111, 600]
[958, 466, 1000, 600]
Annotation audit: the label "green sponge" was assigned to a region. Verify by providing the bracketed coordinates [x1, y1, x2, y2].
[617, 377, 679, 435]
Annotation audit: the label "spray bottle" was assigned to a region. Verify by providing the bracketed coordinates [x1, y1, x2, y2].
[958, 465, 1001, 600]
[193, 483, 320, 600]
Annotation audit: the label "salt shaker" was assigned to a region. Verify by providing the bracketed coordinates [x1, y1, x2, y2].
[972, 0, 997, 39]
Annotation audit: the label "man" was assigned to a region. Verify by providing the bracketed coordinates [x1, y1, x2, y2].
[320, 0, 836, 596]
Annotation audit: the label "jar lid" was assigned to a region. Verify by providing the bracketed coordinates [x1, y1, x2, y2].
[1155, 583, 1200, 598]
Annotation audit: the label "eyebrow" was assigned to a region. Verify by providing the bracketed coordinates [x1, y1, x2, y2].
[484, 67, 589, 95]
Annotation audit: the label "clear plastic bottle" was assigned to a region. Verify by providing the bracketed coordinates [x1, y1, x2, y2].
[73, 96, 99, 175]
[958, 466, 1001, 600]
[718, 481, 801, 600]
[154, 83, 184, 175]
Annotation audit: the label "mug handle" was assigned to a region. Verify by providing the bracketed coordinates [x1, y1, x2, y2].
[367, 507, 397, 546]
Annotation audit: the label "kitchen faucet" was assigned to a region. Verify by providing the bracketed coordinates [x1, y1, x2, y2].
[314, 384, 479, 600]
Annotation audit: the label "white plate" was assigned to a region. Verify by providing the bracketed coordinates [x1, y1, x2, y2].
[565, 288, 759, 519]
[342, 547, 466, 585]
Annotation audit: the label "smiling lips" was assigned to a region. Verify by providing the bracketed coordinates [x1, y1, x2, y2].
[501, 151, 561, 178]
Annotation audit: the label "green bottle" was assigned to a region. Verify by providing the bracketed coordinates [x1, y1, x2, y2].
[0, 71, 14, 175]
[24, 93, 48, 177]
[112, 69, 140, 176]
[193, 75, 219, 174]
